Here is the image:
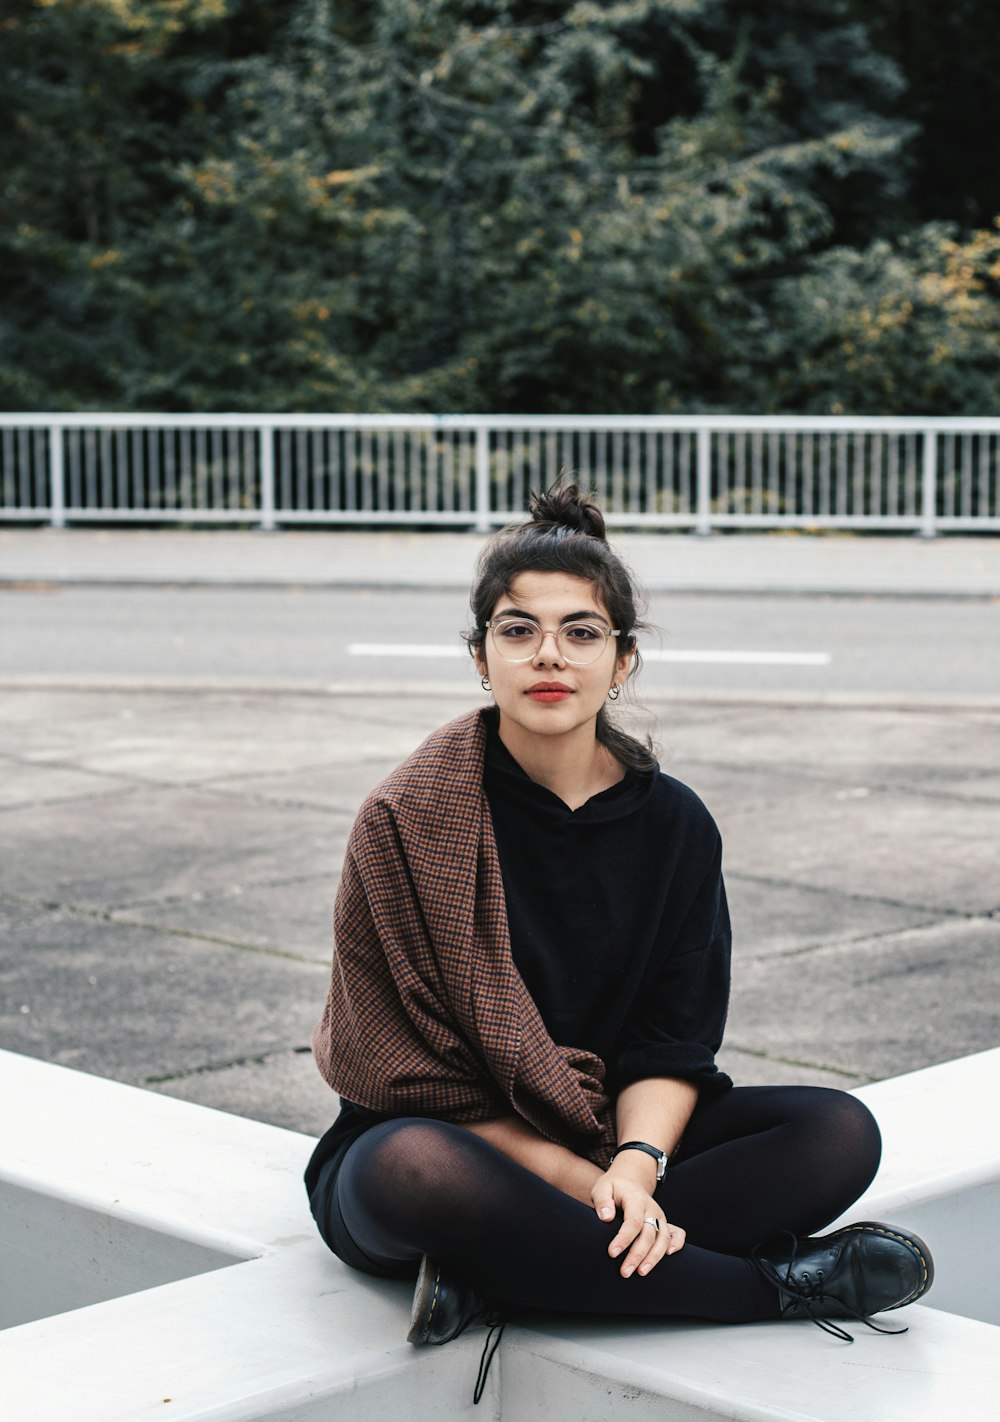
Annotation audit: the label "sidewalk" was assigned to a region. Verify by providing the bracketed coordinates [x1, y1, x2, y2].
[2, 681, 998, 1135]
[2, 525, 999, 596]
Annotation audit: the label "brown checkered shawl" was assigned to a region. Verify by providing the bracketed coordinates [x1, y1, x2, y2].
[312, 708, 618, 1166]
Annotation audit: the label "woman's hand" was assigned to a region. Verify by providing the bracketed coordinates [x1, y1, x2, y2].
[591, 1161, 686, 1279]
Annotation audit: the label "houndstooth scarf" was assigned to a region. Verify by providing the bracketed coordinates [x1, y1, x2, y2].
[312, 708, 617, 1166]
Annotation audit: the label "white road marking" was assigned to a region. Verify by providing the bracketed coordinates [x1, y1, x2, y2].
[347, 644, 831, 666]
[347, 643, 467, 658]
[640, 649, 831, 666]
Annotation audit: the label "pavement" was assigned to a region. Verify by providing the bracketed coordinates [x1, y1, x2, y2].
[2, 524, 1000, 597]
[1, 527, 998, 1138]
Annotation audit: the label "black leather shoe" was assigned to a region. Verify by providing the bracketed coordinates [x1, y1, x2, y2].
[406, 1255, 504, 1346]
[753, 1221, 934, 1341]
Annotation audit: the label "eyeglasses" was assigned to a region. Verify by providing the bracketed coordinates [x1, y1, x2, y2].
[486, 617, 621, 665]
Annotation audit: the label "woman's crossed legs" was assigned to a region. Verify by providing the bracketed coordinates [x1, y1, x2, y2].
[312, 1085, 881, 1324]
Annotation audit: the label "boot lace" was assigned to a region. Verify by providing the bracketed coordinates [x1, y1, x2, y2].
[752, 1232, 908, 1344]
[473, 1320, 506, 1405]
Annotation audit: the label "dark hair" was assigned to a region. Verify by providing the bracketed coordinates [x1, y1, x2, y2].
[467, 480, 656, 773]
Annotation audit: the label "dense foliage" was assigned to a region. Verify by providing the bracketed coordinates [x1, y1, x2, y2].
[2, 0, 998, 413]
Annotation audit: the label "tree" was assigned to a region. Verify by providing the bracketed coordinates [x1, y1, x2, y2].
[751, 221, 1000, 415]
[6, 0, 989, 416]
[0, 0, 274, 407]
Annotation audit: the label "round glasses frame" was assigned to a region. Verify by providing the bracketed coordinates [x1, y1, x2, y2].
[485, 617, 622, 666]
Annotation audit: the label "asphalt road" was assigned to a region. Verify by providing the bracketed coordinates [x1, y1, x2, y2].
[3, 584, 1000, 699]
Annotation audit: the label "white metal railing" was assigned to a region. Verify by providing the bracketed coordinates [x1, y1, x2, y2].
[1, 413, 999, 535]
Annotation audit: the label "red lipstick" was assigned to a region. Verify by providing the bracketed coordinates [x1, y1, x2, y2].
[527, 681, 572, 702]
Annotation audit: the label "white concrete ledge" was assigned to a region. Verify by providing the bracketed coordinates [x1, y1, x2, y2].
[501, 1305, 999, 1422]
[836, 1050, 1000, 1328]
[3, 1046, 999, 1420]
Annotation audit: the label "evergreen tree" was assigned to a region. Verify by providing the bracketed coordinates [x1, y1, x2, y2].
[753, 221, 1000, 414]
[1, 0, 994, 415]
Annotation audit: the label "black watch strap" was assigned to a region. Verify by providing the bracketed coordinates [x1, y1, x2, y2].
[612, 1140, 668, 1182]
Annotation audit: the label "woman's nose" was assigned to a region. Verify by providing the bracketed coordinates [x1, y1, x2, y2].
[532, 630, 565, 664]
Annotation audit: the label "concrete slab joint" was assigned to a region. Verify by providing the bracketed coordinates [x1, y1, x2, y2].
[3, 1046, 1000, 1421]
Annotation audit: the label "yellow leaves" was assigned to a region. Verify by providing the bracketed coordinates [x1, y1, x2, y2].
[576, 297, 609, 327]
[89, 250, 120, 269]
[924, 224, 1000, 312]
[191, 166, 236, 204]
[293, 301, 331, 323]
[853, 299, 913, 345]
[321, 166, 381, 187]
[309, 167, 382, 212]
[86, 0, 227, 36]
[563, 227, 584, 262]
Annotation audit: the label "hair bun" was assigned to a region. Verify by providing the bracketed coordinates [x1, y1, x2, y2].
[528, 480, 607, 542]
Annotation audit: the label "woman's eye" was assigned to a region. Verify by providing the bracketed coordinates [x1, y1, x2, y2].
[499, 622, 534, 638]
[566, 625, 600, 641]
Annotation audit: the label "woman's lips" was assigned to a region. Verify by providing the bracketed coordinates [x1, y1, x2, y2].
[527, 683, 572, 702]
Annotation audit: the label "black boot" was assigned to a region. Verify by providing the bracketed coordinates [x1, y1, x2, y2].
[752, 1221, 934, 1341]
[406, 1255, 505, 1346]
[407, 1257, 507, 1406]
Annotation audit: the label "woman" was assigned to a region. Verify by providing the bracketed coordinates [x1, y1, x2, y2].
[306, 484, 932, 1394]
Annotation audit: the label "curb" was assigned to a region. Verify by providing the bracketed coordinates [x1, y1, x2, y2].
[2, 576, 998, 600]
[3, 675, 999, 713]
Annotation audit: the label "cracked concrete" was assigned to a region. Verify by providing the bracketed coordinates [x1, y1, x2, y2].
[1, 686, 999, 1133]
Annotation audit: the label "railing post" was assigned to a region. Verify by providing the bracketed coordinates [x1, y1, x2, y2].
[474, 421, 491, 533]
[920, 428, 937, 538]
[259, 423, 275, 532]
[49, 423, 65, 529]
[695, 426, 712, 535]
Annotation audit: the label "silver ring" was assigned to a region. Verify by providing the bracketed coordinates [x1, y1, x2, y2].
[643, 1217, 661, 1232]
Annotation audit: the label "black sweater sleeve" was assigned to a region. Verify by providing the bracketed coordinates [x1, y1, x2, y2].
[610, 837, 733, 1097]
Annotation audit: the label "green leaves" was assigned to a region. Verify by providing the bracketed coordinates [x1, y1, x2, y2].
[761, 223, 1000, 415]
[1, 0, 997, 414]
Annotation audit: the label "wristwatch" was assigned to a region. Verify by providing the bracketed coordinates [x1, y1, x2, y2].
[612, 1140, 668, 1183]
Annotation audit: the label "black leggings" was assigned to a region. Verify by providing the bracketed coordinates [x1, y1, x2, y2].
[310, 1086, 881, 1324]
